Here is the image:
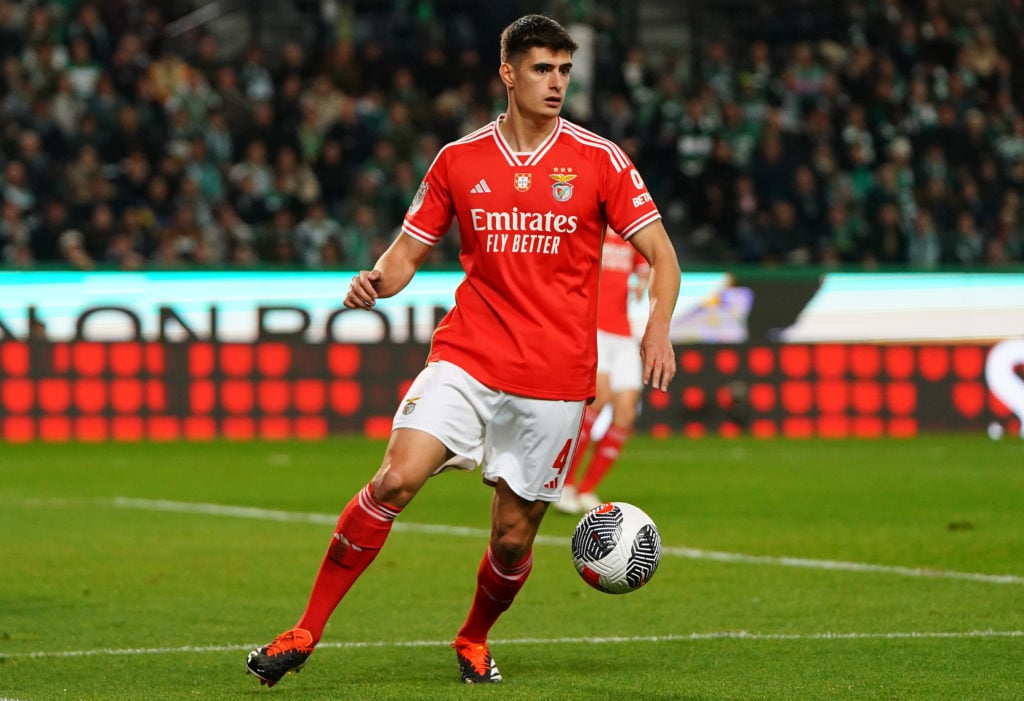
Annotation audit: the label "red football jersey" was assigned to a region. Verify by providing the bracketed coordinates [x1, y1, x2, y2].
[403, 116, 661, 400]
[597, 230, 649, 337]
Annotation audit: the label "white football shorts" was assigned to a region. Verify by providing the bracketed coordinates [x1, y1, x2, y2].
[596, 330, 643, 392]
[391, 360, 586, 502]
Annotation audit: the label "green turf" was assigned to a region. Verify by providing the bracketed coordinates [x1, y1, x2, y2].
[1, 435, 1022, 700]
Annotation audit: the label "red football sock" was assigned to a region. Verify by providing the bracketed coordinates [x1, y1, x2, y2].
[456, 547, 533, 643]
[564, 407, 599, 486]
[295, 484, 401, 642]
[577, 425, 629, 494]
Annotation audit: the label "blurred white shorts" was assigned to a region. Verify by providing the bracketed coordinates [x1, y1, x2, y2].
[596, 330, 643, 392]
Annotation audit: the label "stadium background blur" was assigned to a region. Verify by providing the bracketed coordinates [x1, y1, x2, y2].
[0, 0, 1022, 272]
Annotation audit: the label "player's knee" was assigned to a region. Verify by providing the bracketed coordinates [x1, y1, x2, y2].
[489, 530, 532, 563]
[613, 396, 640, 426]
[370, 467, 419, 507]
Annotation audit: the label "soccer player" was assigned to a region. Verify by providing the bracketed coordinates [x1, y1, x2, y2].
[245, 14, 680, 687]
[557, 228, 649, 514]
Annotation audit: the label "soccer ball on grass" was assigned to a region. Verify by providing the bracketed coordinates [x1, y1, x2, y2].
[570, 501, 662, 594]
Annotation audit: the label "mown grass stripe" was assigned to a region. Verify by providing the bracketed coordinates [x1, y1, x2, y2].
[18, 496, 1024, 585]
[114, 497, 1024, 584]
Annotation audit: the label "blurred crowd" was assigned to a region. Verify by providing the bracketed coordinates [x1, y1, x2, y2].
[0, 0, 1022, 271]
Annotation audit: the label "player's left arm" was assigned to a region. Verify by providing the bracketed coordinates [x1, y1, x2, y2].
[625, 221, 680, 391]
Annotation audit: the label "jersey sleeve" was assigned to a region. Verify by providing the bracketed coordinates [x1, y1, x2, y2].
[402, 149, 454, 246]
[600, 148, 661, 241]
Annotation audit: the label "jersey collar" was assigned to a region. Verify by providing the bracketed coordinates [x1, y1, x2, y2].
[491, 114, 564, 167]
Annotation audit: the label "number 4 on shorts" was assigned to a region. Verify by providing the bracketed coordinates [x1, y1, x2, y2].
[544, 439, 573, 489]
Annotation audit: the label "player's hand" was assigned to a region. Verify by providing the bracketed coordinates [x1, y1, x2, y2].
[344, 269, 382, 309]
[639, 330, 675, 392]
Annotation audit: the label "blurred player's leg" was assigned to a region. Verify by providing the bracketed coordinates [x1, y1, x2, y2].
[555, 405, 599, 513]
[577, 381, 640, 509]
[577, 424, 629, 508]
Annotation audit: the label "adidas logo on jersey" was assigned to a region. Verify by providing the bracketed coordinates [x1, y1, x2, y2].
[470, 179, 491, 194]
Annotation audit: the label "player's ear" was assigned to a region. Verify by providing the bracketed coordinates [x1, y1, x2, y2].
[499, 61, 515, 88]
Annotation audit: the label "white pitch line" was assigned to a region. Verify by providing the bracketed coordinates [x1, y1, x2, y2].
[106, 497, 1024, 586]
[660, 546, 1024, 585]
[7, 630, 1023, 660]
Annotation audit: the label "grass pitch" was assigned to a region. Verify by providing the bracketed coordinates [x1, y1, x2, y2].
[1, 434, 1022, 700]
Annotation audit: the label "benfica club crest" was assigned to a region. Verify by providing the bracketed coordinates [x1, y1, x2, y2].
[549, 170, 577, 202]
[514, 173, 532, 192]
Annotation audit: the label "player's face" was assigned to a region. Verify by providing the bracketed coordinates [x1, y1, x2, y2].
[503, 47, 573, 120]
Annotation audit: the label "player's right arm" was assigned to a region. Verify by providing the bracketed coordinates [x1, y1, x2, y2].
[344, 233, 433, 309]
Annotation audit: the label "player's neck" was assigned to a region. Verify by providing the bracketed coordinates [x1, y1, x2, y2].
[498, 111, 559, 153]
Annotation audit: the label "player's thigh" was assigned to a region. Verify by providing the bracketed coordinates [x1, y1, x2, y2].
[610, 387, 642, 428]
[371, 427, 452, 507]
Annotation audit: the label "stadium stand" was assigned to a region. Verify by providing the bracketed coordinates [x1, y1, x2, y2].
[0, 0, 1021, 270]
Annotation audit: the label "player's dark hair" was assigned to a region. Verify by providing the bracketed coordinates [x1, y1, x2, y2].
[499, 14, 578, 64]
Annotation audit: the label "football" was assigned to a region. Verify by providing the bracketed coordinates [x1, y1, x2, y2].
[570, 501, 662, 594]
